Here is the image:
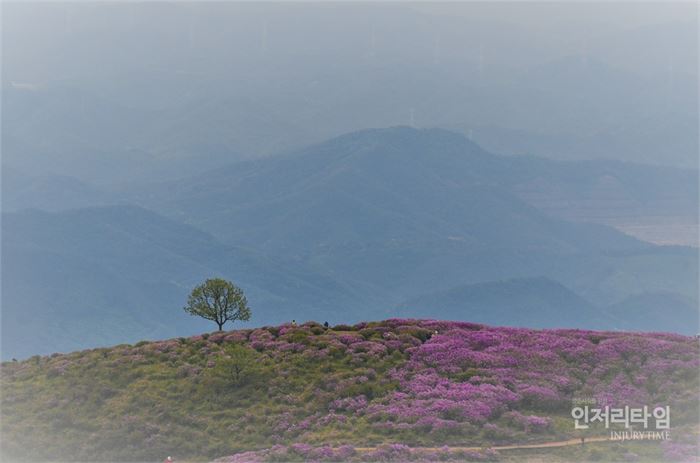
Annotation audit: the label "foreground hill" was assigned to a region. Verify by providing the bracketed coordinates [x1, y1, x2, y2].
[2, 319, 698, 462]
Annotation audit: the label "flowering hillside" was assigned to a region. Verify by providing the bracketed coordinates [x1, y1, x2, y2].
[2, 319, 699, 462]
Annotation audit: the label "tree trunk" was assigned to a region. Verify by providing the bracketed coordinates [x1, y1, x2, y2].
[217, 322, 223, 331]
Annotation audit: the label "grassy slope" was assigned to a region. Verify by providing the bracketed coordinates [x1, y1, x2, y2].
[1, 319, 698, 462]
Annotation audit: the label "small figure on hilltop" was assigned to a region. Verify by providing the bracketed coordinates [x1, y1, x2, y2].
[184, 278, 251, 331]
[291, 319, 297, 327]
[324, 321, 329, 328]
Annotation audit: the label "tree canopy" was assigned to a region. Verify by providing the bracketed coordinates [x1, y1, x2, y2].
[184, 278, 251, 330]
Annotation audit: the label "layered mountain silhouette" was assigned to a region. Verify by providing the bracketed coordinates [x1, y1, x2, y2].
[3, 128, 698, 358]
[3, 4, 697, 180]
[397, 277, 612, 329]
[397, 277, 700, 333]
[135, 127, 696, 305]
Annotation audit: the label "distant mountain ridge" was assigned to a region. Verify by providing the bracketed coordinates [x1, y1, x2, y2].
[133, 127, 696, 305]
[397, 277, 611, 329]
[4, 4, 697, 181]
[136, 127, 697, 245]
[396, 277, 699, 334]
[137, 127, 654, 251]
[2, 128, 697, 358]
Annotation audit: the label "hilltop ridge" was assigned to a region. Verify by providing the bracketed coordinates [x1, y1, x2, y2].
[2, 319, 698, 462]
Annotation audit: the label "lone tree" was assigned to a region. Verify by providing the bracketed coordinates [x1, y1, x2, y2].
[184, 278, 251, 331]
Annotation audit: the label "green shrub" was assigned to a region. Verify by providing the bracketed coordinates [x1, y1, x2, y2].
[359, 328, 382, 340]
[288, 331, 310, 344]
[310, 326, 324, 335]
[332, 324, 354, 331]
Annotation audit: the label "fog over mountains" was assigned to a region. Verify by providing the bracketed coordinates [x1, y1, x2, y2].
[3, 128, 698, 358]
[2, 2, 697, 184]
[1, 3, 698, 358]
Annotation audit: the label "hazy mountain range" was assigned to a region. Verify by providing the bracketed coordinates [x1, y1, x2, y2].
[2, 2, 697, 187]
[3, 127, 698, 358]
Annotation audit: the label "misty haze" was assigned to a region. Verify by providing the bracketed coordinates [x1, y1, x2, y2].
[1, 2, 698, 463]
